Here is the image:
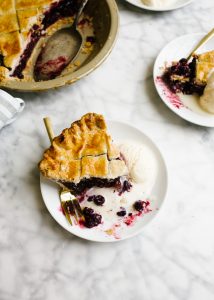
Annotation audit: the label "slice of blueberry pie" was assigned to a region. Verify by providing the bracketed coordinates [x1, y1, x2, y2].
[0, 0, 80, 82]
[39, 113, 131, 195]
[162, 50, 214, 96]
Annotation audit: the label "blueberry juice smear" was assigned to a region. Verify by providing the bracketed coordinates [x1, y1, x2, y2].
[11, 0, 79, 79]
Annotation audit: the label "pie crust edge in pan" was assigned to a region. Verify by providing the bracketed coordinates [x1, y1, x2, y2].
[0, 0, 119, 92]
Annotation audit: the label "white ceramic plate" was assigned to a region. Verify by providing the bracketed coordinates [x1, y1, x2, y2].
[40, 121, 168, 242]
[125, 0, 194, 12]
[154, 33, 214, 127]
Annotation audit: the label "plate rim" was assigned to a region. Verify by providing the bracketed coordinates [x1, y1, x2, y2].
[125, 0, 195, 12]
[153, 32, 214, 127]
[40, 119, 168, 242]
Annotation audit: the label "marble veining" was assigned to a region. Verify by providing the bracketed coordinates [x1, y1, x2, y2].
[1, 0, 214, 299]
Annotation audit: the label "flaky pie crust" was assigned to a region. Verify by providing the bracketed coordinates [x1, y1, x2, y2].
[0, 0, 78, 82]
[39, 113, 128, 184]
[195, 50, 214, 84]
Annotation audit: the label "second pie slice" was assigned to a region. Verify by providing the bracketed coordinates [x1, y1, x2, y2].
[39, 113, 131, 195]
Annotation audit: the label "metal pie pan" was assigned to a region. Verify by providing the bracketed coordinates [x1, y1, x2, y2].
[1, 0, 119, 92]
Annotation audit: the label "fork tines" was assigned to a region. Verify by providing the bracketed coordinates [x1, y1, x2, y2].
[61, 201, 73, 225]
[73, 200, 85, 222]
[61, 199, 85, 225]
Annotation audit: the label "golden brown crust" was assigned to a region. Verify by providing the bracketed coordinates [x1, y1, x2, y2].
[81, 155, 109, 179]
[17, 8, 40, 32]
[198, 50, 214, 63]
[0, 0, 76, 82]
[50, 113, 109, 160]
[0, 13, 19, 33]
[0, 31, 22, 68]
[39, 113, 128, 183]
[0, 66, 8, 81]
[39, 149, 81, 183]
[196, 50, 214, 84]
[16, 0, 54, 10]
[0, 0, 15, 14]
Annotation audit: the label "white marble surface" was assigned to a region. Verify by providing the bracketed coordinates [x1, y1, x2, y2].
[1, 0, 214, 299]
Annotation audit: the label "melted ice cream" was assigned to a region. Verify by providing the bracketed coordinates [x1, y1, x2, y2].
[200, 70, 214, 114]
[119, 142, 157, 187]
[81, 141, 157, 227]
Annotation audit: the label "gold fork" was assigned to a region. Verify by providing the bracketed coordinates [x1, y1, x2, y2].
[43, 117, 85, 226]
[187, 27, 214, 61]
[60, 189, 85, 225]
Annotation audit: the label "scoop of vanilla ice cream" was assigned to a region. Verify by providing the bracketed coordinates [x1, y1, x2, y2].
[142, 0, 174, 7]
[119, 142, 157, 188]
[200, 70, 214, 114]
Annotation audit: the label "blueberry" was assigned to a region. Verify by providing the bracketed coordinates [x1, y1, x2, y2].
[83, 207, 94, 216]
[134, 200, 145, 212]
[170, 65, 177, 72]
[86, 36, 96, 44]
[179, 58, 188, 65]
[87, 195, 105, 206]
[84, 213, 102, 228]
[94, 195, 105, 206]
[83, 207, 102, 228]
[87, 196, 94, 202]
[123, 181, 132, 192]
[117, 209, 126, 217]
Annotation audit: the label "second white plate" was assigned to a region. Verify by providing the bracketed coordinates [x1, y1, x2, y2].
[154, 33, 214, 127]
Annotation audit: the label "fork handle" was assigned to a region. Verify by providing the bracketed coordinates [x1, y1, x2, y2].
[43, 117, 55, 142]
[187, 27, 214, 61]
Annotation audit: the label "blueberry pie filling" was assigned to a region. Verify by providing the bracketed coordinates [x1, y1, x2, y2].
[59, 175, 131, 196]
[162, 50, 214, 96]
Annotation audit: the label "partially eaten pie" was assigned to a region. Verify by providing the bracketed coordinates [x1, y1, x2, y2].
[0, 0, 80, 82]
[162, 50, 214, 96]
[39, 113, 131, 195]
